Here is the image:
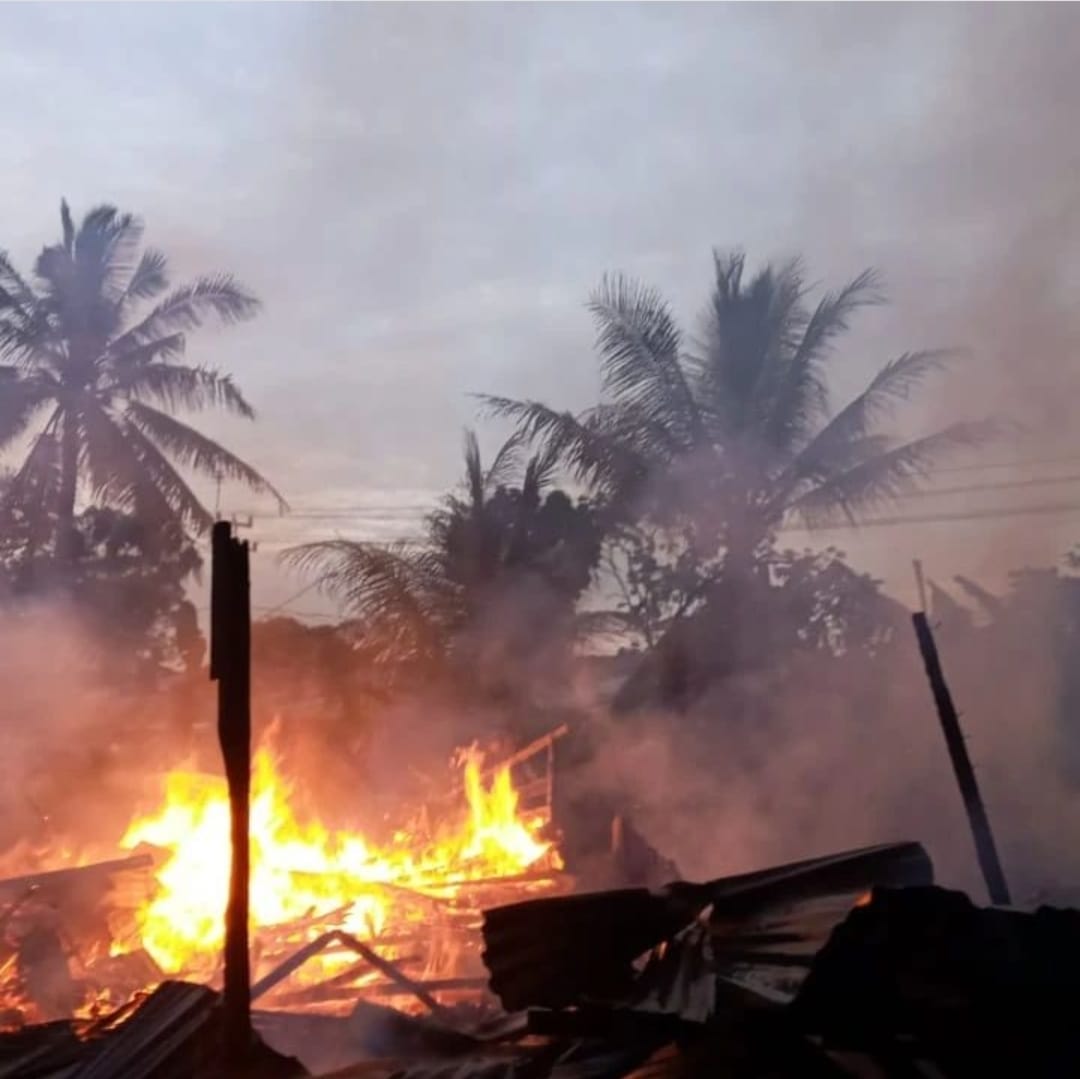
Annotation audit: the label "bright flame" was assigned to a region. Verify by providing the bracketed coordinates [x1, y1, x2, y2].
[118, 738, 558, 978]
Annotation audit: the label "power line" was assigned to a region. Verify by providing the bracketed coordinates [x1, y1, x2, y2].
[253, 606, 339, 622]
[783, 499, 1080, 533]
[232, 456, 1080, 522]
[261, 470, 1080, 521]
[247, 498, 1080, 546]
[204, 499, 1080, 628]
[195, 604, 342, 623]
[898, 471, 1080, 499]
[256, 579, 322, 619]
[930, 451, 1080, 475]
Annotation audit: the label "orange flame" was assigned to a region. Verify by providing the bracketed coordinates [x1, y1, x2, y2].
[117, 739, 559, 978]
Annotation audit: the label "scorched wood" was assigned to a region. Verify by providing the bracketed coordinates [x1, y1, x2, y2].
[210, 520, 253, 1070]
[0, 854, 154, 904]
[481, 842, 932, 1013]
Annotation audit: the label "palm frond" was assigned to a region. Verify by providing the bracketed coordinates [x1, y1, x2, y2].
[77, 398, 210, 533]
[0, 251, 38, 312]
[588, 274, 700, 442]
[0, 369, 53, 450]
[109, 362, 255, 418]
[2, 425, 61, 553]
[712, 249, 746, 299]
[121, 248, 169, 305]
[42, 204, 145, 306]
[782, 349, 956, 492]
[484, 430, 525, 492]
[462, 428, 485, 508]
[762, 268, 884, 450]
[477, 394, 648, 500]
[60, 200, 75, 254]
[0, 252, 46, 362]
[110, 275, 260, 352]
[124, 400, 287, 510]
[692, 252, 808, 440]
[122, 428, 216, 534]
[106, 332, 187, 367]
[282, 540, 448, 655]
[788, 420, 1000, 528]
[81, 206, 142, 295]
[522, 440, 561, 502]
[5, 424, 60, 502]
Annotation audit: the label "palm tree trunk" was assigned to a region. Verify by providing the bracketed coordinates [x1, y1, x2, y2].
[720, 507, 774, 670]
[56, 413, 79, 564]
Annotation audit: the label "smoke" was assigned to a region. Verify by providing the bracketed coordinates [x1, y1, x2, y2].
[909, 5, 1080, 446]
[1, 4, 1079, 910]
[564, 605, 1080, 907]
[575, 8, 1080, 903]
[551, 1, 1080, 900]
[0, 605, 175, 862]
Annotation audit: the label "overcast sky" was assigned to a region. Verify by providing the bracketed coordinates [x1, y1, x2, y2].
[1, 2, 1078, 615]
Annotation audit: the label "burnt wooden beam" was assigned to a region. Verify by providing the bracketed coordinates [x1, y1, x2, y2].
[211, 520, 253, 1068]
[251, 928, 455, 1020]
[0, 854, 154, 902]
[910, 575, 1010, 905]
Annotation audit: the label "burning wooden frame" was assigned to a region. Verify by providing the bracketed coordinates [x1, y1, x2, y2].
[1, 541, 1077, 1076]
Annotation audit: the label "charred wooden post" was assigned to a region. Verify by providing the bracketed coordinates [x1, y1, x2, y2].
[210, 521, 253, 1068]
[911, 591, 1011, 906]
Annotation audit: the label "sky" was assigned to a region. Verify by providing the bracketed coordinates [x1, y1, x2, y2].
[1, 2, 1078, 618]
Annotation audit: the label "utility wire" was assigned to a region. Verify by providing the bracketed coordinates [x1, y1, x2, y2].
[246, 497, 1080, 549]
[894, 472, 1080, 499]
[929, 451, 1080, 475]
[223, 498, 1080, 626]
[782, 499, 1080, 533]
[235, 457, 1080, 522]
[256, 579, 322, 619]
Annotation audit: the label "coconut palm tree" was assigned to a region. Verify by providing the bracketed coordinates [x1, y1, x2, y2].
[285, 430, 601, 682]
[0, 200, 283, 563]
[482, 251, 995, 586]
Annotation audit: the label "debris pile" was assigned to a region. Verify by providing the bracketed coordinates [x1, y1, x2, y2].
[4, 837, 1080, 1077]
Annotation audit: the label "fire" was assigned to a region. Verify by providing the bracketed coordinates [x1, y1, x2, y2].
[117, 739, 559, 979]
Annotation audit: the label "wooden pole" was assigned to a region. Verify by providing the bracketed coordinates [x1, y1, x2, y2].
[211, 521, 252, 1068]
[910, 564, 1011, 905]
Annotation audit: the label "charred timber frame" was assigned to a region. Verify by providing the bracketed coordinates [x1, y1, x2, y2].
[210, 520, 253, 1067]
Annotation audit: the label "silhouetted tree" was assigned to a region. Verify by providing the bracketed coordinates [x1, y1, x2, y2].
[0, 200, 283, 568]
[485, 251, 993, 585]
[285, 430, 603, 698]
[484, 251, 994, 708]
[0, 494, 204, 684]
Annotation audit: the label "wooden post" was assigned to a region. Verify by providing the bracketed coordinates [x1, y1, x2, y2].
[211, 521, 252, 1068]
[910, 576, 1011, 905]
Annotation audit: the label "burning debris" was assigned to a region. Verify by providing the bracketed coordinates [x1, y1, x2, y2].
[0, 731, 566, 1029]
[9, 836, 1080, 1078]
